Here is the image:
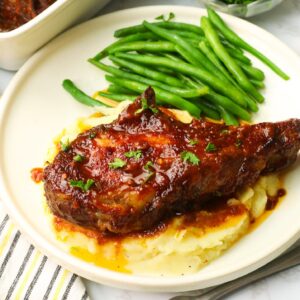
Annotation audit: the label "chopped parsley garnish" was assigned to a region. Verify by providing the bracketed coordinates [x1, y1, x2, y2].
[144, 161, 154, 171]
[205, 142, 217, 152]
[155, 12, 175, 22]
[73, 154, 84, 162]
[70, 179, 94, 192]
[189, 139, 199, 146]
[143, 161, 155, 183]
[125, 150, 143, 160]
[144, 171, 154, 183]
[135, 97, 158, 115]
[235, 139, 243, 148]
[60, 139, 70, 152]
[180, 151, 200, 165]
[220, 129, 229, 135]
[108, 158, 126, 169]
[89, 132, 96, 139]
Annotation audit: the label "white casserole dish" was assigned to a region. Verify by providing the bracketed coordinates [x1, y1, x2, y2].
[0, 0, 110, 71]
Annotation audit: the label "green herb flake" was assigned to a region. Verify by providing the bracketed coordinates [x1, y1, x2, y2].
[155, 14, 164, 21]
[144, 161, 154, 171]
[89, 132, 96, 139]
[150, 106, 159, 114]
[168, 12, 175, 21]
[84, 179, 95, 191]
[70, 179, 94, 192]
[108, 158, 127, 169]
[135, 97, 158, 115]
[143, 161, 155, 183]
[144, 171, 154, 183]
[189, 139, 199, 146]
[220, 129, 229, 135]
[155, 12, 175, 22]
[73, 154, 84, 162]
[180, 151, 200, 166]
[205, 142, 217, 152]
[235, 139, 243, 148]
[60, 139, 70, 152]
[125, 150, 143, 160]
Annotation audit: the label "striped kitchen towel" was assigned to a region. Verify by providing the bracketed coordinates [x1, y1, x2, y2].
[0, 202, 90, 300]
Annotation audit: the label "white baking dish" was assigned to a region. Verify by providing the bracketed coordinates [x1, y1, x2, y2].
[0, 0, 110, 71]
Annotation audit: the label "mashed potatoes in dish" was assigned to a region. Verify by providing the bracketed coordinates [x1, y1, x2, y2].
[45, 101, 284, 276]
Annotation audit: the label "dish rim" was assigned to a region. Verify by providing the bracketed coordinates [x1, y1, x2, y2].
[0, 5, 300, 291]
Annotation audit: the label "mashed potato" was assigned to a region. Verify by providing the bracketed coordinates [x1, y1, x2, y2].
[46, 100, 283, 276]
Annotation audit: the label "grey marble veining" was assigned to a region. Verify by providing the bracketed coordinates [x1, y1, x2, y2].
[1, 0, 300, 299]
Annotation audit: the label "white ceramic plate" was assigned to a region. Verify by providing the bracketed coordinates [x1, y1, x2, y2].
[0, 6, 300, 293]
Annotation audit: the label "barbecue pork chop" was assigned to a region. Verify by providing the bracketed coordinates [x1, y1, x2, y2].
[43, 87, 300, 234]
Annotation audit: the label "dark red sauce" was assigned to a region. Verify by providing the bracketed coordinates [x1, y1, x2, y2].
[0, 0, 56, 32]
[266, 188, 286, 210]
[31, 167, 44, 183]
[179, 191, 247, 230]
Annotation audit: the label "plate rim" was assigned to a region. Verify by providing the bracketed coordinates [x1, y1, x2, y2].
[0, 5, 300, 292]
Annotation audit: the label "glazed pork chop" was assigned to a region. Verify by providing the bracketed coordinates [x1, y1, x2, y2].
[43, 87, 300, 234]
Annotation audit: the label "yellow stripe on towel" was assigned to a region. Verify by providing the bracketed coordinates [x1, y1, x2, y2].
[53, 269, 69, 300]
[14, 251, 41, 300]
[0, 223, 15, 256]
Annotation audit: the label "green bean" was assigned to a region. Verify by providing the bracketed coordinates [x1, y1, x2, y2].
[107, 84, 137, 94]
[176, 73, 251, 121]
[175, 69, 251, 121]
[107, 55, 186, 87]
[169, 30, 205, 41]
[187, 39, 203, 48]
[90, 58, 209, 98]
[198, 41, 264, 100]
[207, 7, 289, 80]
[226, 47, 252, 65]
[114, 21, 204, 38]
[198, 41, 234, 84]
[217, 106, 239, 126]
[105, 75, 201, 117]
[93, 32, 158, 60]
[193, 101, 221, 120]
[177, 33, 244, 60]
[98, 54, 185, 88]
[154, 66, 177, 76]
[114, 52, 258, 111]
[201, 17, 264, 103]
[98, 92, 137, 102]
[198, 105, 219, 120]
[175, 45, 202, 66]
[178, 73, 200, 89]
[250, 79, 265, 89]
[206, 91, 251, 121]
[108, 41, 176, 54]
[202, 99, 221, 116]
[143, 21, 231, 82]
[197, 41, 262, 110]
[62, 79, 109, 107]
[237, 61, 265, 81]
[222, 40, 243, 54]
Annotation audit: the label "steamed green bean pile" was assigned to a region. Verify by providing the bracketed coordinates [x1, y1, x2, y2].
[63, 8, 289, 125]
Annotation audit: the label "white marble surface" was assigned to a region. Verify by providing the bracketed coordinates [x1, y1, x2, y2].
[1, 0, 300, 299]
